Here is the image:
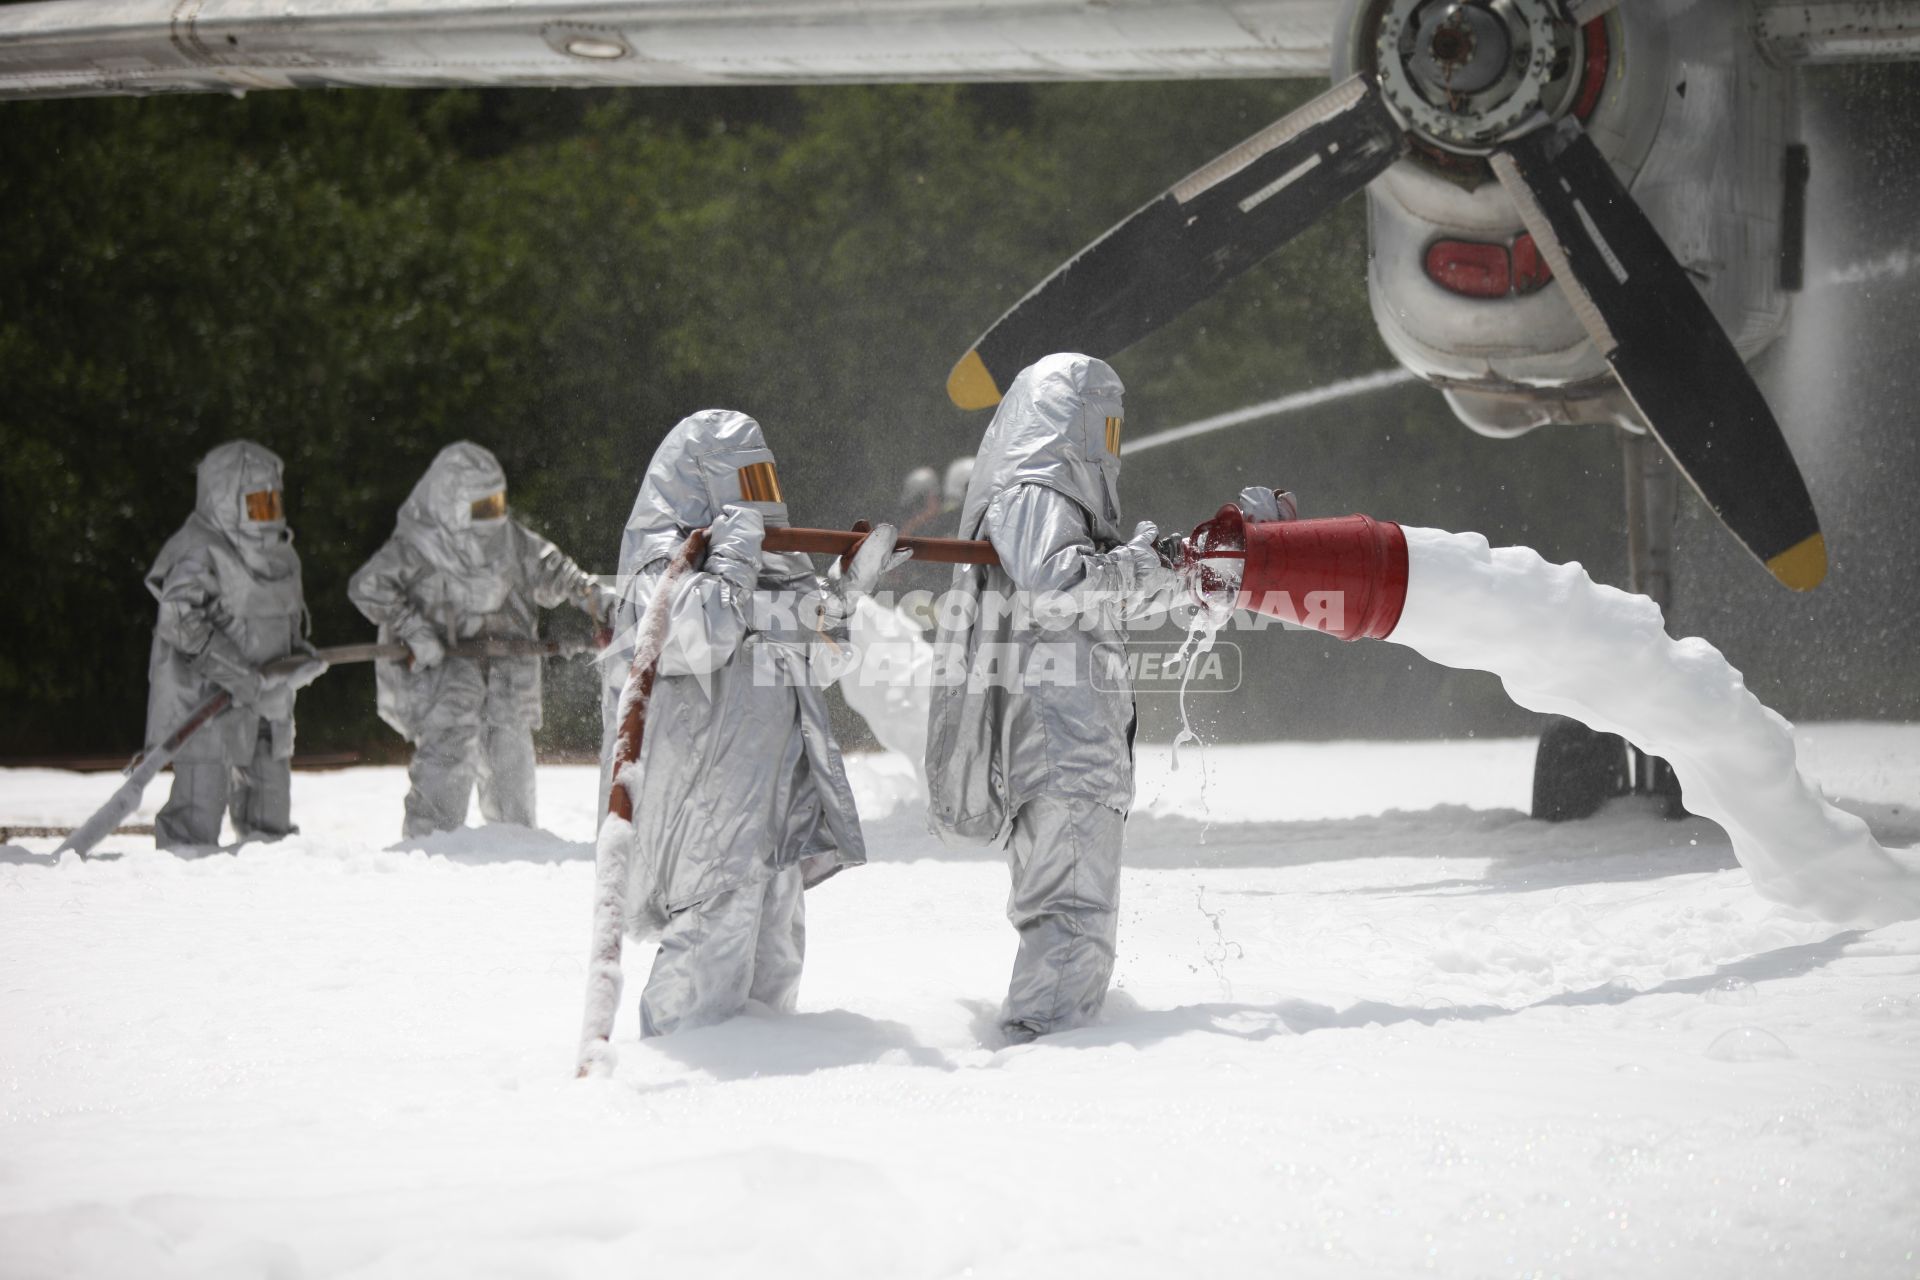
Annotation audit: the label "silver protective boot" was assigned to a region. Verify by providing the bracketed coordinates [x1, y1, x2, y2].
[639, 865, 807, 1037]
[1002, 793, 1126, 1038]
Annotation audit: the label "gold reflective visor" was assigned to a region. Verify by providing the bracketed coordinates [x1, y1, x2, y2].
[244, 489, 283, 522]
[1104, 416, 1123, 455]
[737, 461, 784, 504]
[470, 491, 507, 521]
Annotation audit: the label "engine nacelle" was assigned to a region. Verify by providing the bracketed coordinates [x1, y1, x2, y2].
[1334, 0, 1799, 432]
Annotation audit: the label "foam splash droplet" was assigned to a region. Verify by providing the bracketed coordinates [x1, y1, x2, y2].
[1704, 976, 1757, 1006]
[1705, 1026, 1793, 1062]
[1861, 993, 1917, 1020]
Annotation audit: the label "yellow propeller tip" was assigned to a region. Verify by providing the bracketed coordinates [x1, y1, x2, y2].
[946, 350, 1002, 410]
[1766, 531, 1827, 591]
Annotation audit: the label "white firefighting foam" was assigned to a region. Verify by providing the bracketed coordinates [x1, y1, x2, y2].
[1388, 527, 1920, 926]
[7, 736, 1920, 1279]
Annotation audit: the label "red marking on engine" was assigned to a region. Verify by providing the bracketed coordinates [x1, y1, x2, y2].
[1425, 239, 1511, 298]
[1511, 233, 1553, 293]
[1574, 18, 1610, 121]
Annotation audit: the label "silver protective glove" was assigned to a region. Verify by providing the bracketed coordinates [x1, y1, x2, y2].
[407, 630, 446, 671]
[578, 580, 617, 648]
[1118, 519, 1161, 567]
[705, 504, 766, 591]
[1237, 486, 1298, 523]
[823, 523, 911, 622]
[1112, 520, 1180, 597]
[266, 656, 329, 693]
[1151, 489, 1298, 574]
[189, 636, 269, 705]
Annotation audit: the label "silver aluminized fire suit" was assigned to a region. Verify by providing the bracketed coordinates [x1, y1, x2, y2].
[602, 410, 866, 1036]
[349, 442, 603, 837]
[145, 440, 316, 847]
[926, 353, 1180, 1042]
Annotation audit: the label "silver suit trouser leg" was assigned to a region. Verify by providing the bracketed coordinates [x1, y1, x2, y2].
[748, 865, 806, 1013]
[639, 866, 807, 1037]
[402, 661, 485, 837]
[1002, 793, 1125, 1039]
[156, 761, 229, 847]
[230, 722, 294, 840]
[476, 722, 537, 828]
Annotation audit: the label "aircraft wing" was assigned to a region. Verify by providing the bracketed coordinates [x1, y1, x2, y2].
[1756, 0, 1920, 62]
[0, 0, 1343, 100]
[5, 0, 1916, 104]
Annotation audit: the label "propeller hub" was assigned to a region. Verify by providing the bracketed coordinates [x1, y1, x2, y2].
[1375, 0, 1572, 154]
[1412, 4, 1510, 95]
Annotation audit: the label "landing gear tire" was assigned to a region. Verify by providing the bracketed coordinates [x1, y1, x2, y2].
[1530, 715, 1629, 822]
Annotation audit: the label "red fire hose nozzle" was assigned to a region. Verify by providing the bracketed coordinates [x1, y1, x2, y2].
[1183, 504, 1410, 642]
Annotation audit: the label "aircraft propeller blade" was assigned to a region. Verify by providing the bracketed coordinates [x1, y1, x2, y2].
[1490, 119, 1826, 590]
[946, 73, 1407, 411]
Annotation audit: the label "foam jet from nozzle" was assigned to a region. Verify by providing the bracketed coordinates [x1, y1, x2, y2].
[1157, 493, 1920, 929]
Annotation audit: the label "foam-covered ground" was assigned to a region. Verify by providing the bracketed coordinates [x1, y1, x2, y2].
[4, 726, 1919, 1277]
